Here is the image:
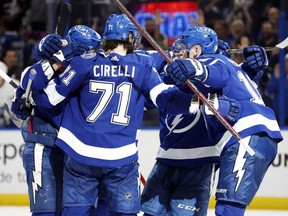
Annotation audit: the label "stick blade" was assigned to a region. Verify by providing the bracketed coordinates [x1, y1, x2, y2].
[55, 2, 72, 37]
[276, 37, 288, 49]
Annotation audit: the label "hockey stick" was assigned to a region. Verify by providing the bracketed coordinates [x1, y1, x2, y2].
[112, 0, 255, 156]
[228, 36, 288, 54]
[0, 68, 18, 88]
[140, 173, 146, 186]
[20, 69, 37, 110]
[2, 1, 72, 127]
[55, 0, 72, 38]
[22, 0, 72, 106]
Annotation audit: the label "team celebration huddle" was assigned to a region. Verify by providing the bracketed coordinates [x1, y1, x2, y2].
[7, 1, 283, 216]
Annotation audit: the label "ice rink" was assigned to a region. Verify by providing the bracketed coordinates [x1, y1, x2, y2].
[1, 206, 288, 216]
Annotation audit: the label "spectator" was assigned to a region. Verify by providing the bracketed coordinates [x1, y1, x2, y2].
[141, 10, 168, 50]
[213, 20, 232, 44]
[226, 0, 253, 36]
[0, 15, 24, 69]
[229, 18, 250, 49]
[199, 0, 228, 28]
[0, 61, 18, 127]
[248, 0, 269, 41]
[267, 6, 280, 32]
[91, 4, 109, 36]
[257, 20, 279, 58]
[19, 24, 37, 67]
[1, 48, 21, 81]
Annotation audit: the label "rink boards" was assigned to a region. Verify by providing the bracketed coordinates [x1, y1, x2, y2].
[0, 128, 287, 209]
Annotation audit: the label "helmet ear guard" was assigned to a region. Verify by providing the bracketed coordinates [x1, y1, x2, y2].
[66, 25, 102, 49]
[171, 38, 183, 53]
[180, 26, 218, 55]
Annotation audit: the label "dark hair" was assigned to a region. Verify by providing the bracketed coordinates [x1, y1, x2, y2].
[0, 48, 17, 61]
[102, 39, 134, 54]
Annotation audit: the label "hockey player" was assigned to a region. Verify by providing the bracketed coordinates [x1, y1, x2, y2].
[165, 26, 283, 216]
[140, 35, 219, 216]
[17, 14, 209, 216]
[11, 25, 102, 216]
[140, 35, 270, 215]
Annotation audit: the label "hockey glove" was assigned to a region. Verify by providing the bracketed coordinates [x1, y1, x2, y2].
[216, 39, 231, 58]
[241, 45, 268, 81]
[203, 93, 240, 124]
[11, 87, 32, 120]
[166, 58, 208, 86]
[51, 42, 89, 68]
[33, 34, 62, 61]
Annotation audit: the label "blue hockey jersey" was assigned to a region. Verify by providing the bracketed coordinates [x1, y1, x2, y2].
[143, 52, 221, 167]
[196, 54, 283, 150]
[29, 51, 195, 168]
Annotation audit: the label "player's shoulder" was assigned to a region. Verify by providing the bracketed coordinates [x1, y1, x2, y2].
[198, 53, 238, 66]
[70, 51, 99, 69]
[129, 50, 155, 66]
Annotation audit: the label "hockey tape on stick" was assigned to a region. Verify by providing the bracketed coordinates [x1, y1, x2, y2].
[0, 68, 18, 88]
[112, 0, 255, 156]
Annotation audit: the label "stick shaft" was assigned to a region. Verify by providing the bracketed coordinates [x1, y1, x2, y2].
[112, 0, 255, 156]
[229, 46, 277, 54]
[228, 36, 288, 54]
[55, 1, 72, 37]
[0, 68, 18, 88]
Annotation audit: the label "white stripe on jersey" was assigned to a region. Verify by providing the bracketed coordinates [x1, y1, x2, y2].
[149, 83, 175, 106]
[216, 114, 281, 150]
[44, 80, 65, 106]
[58, 127, 138, 160]
[157, 146, 221, 160]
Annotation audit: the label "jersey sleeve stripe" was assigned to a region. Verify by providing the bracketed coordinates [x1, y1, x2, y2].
[149, 83, 175, 106]
[44, 80, 65, 106]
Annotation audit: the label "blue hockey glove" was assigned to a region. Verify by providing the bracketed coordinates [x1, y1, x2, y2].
[11, 87, 32, 120]
[166, 58, 208, 86]
[203, 93, 240, 124]
[241, 45, 268, 81]
[51, 42, 89, 68]
[216, 39, 231, 58]
[33, 34, 62, 61]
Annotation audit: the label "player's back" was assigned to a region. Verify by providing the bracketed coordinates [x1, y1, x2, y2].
[56, 52, 164, 168]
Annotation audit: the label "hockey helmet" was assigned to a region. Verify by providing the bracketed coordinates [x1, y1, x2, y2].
[66, 25, 102, 49]
[103, 14, 141, 44]
[180, 26, 218, 54]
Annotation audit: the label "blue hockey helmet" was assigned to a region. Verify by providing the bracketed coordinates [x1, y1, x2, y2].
[180, 26, 218, 54]
[103, 14, 141, 44]
[66, 25, 102, 49]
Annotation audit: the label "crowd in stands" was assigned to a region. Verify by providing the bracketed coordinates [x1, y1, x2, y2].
[0, 0, 287, 127]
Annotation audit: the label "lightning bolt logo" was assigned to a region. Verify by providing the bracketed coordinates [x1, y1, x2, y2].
[32, 144, 44, 205]
[233, 137, 250, 191]
[165, 111, 201, 135]
[166, 114, 184, 136]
